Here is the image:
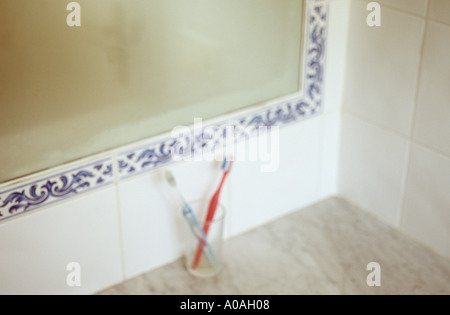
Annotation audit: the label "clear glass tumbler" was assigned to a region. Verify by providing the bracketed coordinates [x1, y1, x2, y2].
[182, 199, 226, 278]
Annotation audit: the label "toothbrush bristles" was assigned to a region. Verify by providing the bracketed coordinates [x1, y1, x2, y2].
[165, 171, 176, 187]
[221, 159, 230, 171]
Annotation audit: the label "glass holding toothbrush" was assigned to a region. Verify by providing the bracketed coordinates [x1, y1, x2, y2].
[182, 199, 226, 277]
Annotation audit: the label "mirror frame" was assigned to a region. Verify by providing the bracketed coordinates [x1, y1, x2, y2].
[0, 0, 328, 223]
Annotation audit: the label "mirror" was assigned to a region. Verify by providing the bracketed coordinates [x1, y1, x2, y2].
[0, 0, 305, 183]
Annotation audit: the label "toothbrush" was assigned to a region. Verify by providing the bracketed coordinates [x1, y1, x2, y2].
[191, 158, 233, 269]
[165, 170, 216, 265]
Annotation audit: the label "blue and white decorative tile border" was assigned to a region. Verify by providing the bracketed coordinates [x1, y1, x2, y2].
[0, 0, 328, 223]
[0, 158, 114, 223]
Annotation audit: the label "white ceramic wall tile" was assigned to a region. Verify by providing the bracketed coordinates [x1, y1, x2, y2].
[401, 144, 450, 257]
[319, 112, 341, 198]
[339, 114, 409, 225]
[229, 117, 323, 236]
[413, 22, 450, 157]
[118, 161, 231, 279]
[344, 1, 425, 136]
[117, 172, 182, 279]
[374, 0, 428, 16]
[322, 0, 350, 115]
[428, 0, 450, 25]
[0, 186, 123, 295]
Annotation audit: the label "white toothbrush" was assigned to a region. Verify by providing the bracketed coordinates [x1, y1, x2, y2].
[165, 170, 216, 265]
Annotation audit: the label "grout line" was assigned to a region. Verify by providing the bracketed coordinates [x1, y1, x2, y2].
[397, 0, 431, 228]
[112, 153, 127, 282]
[427, 18, 450, 28]
[317, 2, 333, 198]
[343, 111, 408, 141]
[358, 0, 450, 28]
[334, 111, 344, 195]
[333, 0, 349, 198]
[343, 111, 450, 160]
[396, 141, 412, 228]
[412, 140, 450, 161]
[318, 115, 326, 198]
[409, 0, 430, 139]
[376, 1, 427, 20]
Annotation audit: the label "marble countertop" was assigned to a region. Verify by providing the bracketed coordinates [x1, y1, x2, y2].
[99, 197, 450, 295]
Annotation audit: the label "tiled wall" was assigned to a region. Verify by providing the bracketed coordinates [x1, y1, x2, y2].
[0, 0, 349, 294]
[5, 0, 448, 295]
[340, 0, 450, 257]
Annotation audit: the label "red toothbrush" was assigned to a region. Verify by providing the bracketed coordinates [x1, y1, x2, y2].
[191, 158, 233, 269]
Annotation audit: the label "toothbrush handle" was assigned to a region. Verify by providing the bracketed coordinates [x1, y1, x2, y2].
[183, 205, 216, 264]
[191, 173, 227, 269]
